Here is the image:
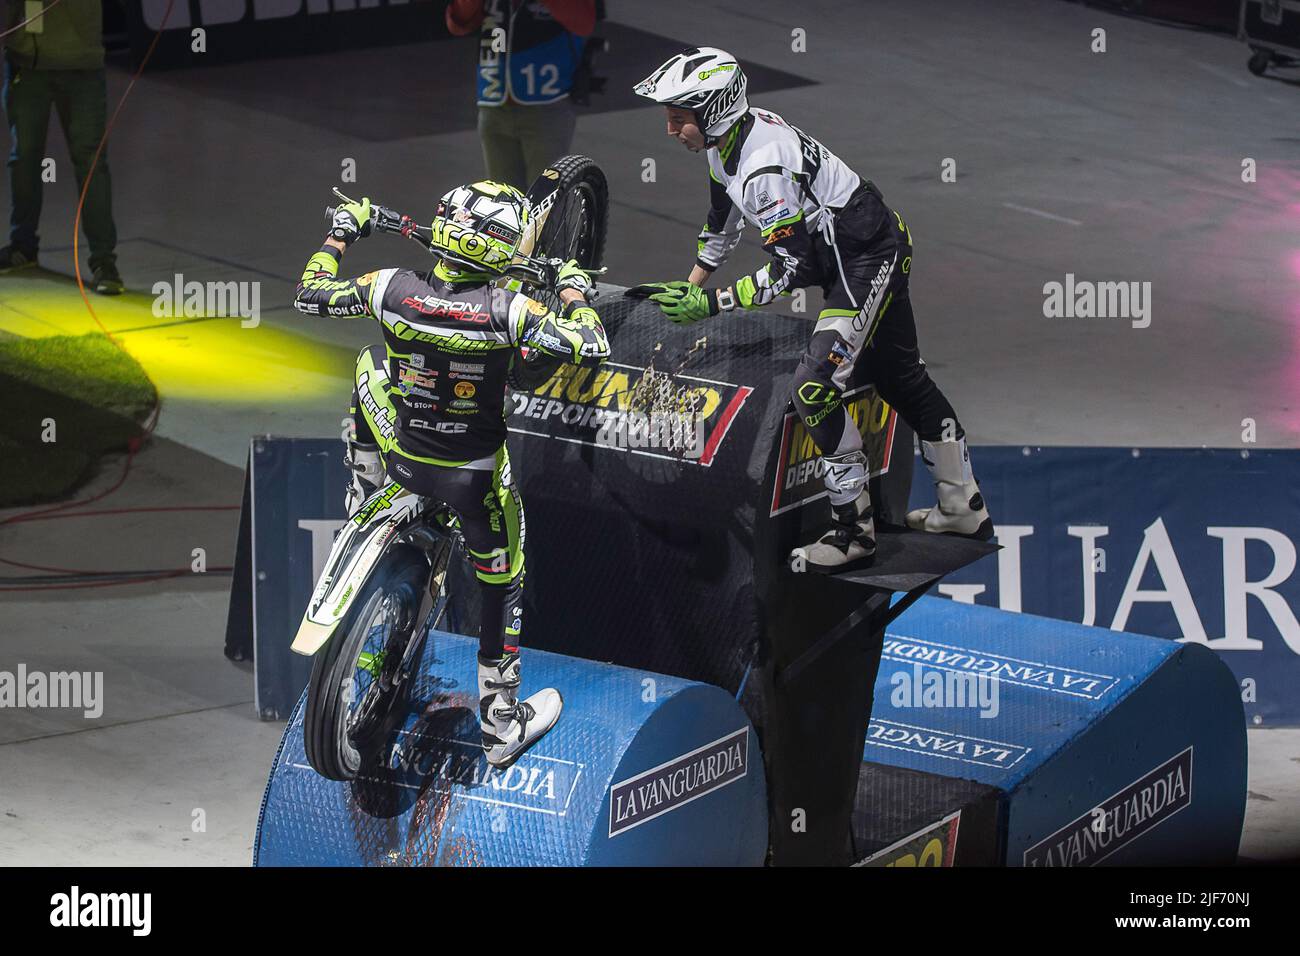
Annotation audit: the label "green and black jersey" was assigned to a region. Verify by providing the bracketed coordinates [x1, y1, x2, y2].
[294, 246, 609, 463]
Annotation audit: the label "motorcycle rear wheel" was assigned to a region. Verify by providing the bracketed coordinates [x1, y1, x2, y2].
[509, 155, 609, 391]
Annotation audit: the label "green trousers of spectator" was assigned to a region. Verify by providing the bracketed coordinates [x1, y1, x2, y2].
[477, 98, 577, 192]
[3, 57, 117, 269]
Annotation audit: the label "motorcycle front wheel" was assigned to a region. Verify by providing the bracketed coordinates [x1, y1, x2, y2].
[302, 545, 432, 781]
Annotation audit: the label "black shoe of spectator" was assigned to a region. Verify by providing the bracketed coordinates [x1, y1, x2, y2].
[93, 261, 125, 295]
[0, 245, 38, 273]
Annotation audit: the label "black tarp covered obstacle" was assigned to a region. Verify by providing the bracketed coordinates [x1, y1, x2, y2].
[470, 290, 993, 865]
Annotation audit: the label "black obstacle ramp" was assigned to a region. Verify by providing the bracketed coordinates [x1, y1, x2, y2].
[758, 531, 998, 866]
[495, 291, 1002, 864]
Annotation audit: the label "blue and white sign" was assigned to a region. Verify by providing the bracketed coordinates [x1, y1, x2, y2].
[913, 447, 1300, 724]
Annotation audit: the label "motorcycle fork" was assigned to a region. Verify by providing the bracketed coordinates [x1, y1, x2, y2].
[386, 516, 455, 690]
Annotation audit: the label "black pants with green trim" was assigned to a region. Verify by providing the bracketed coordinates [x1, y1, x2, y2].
[791, 192, 962, 460]
[351, 346, 524, 660]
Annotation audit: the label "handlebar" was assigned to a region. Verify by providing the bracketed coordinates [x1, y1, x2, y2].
[325, 193, 418, 242]
[323, 187, 601, 290]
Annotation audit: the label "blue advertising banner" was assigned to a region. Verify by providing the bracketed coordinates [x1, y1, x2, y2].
[911, 447, 1300, 725]
[250, 437, 346, 720]
[246, 441, 1300, 726]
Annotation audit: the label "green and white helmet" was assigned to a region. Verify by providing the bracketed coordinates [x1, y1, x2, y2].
[430, 180, 529, 276]
[633, 47, 748, 138]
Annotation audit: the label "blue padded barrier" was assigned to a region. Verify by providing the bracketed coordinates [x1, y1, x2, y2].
[856, 596, 1246, 866]
[255, 630, 768, 866]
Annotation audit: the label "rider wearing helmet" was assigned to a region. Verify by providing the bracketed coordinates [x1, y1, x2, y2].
[293, 180, 609, 767]
[629, 47, 993, 572]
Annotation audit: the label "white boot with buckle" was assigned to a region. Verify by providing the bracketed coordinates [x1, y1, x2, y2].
[906, 437, 993, 540]
[477, 650, 563, 769]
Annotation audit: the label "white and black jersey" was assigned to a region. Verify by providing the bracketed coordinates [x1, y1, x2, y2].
[696, 108, 865, 307]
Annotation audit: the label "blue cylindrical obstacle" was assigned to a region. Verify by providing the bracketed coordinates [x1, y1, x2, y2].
[255, 630, 768, 866]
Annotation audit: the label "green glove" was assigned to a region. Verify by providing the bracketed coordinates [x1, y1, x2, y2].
[553, 259, 597, 299]
[625, 281, 718, 324]
[330, 198, 372, 245]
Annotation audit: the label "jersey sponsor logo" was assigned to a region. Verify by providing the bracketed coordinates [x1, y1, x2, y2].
[454, 381, 477, 398]
[386, 320, 502, 352]
[526, 299, 550, 316]
[530, 331, 564, 351]
[401, 295, 490, 323]
[770, 384, 897, 516]
[450, 361, 485, 374]
[792, 124, 826, 179]
[399, 365, 439, 391]
[763, 224, 794, 246]
[411, 420, 469, 434]
[357, 272, 377, 287]
[506, 361, 754, 468]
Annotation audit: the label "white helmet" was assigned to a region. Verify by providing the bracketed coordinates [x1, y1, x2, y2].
[634, 47, 748, 139]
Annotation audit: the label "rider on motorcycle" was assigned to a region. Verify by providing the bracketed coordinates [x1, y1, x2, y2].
[293, 180, 609, 767]
[629, 47, 993, 572]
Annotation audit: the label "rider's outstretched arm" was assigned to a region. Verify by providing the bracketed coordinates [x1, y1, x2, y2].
[293, 202, 383, 319]
[292, 237, 382, 319]
[632, 171, 820, 323]
[513, 288, 610, 367]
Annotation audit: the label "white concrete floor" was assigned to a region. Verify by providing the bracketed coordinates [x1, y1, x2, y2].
[2, 0, 1297, 864]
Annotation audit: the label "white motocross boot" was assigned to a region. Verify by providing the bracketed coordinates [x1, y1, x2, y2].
[344, 441, 385, 518]
[477, 650, 563, 769]
[906, 437, 993, 540]
[790, 450, 877, 573]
